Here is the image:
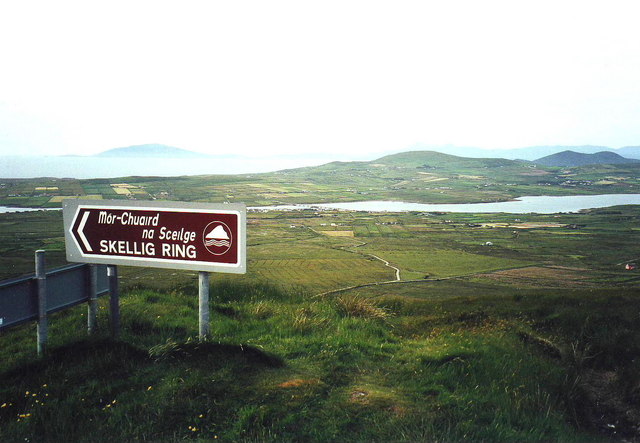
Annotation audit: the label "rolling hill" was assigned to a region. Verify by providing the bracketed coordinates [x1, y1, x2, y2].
[534, 150, 640, 167]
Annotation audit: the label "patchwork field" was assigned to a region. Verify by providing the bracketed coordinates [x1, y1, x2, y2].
[1, 202, 640, 441]
[3, 206, 640, 290]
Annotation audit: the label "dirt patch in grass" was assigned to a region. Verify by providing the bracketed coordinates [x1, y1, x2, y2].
[350, 390, 369, 403]
[595, 180, 618, 185]
[278, 378, 320, 388]
[512, 222, 567, 229]
[480, 223, 510, 228]
[480, 266, 593, 287]
[49, 195, 102, 203]
[480, 222, 567, 229]
[321, 231, 355, 237]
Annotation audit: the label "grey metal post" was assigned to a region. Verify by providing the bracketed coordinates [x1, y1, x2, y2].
[35, 250, 47, 356]
[87, 264, 98, 334]
[198, 272, 210, 340]
[108, 265, 120, 338]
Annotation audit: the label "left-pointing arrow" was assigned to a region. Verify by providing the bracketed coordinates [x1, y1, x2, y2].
[78, 211, 93, 252]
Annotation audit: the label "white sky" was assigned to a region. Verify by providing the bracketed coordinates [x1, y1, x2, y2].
[1, 0, 639, 157]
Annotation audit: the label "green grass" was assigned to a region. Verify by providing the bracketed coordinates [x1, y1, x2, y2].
[360, 241, 532, 279]
[2, 279, 630, 442]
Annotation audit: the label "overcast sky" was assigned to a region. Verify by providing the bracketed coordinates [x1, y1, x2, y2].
[1, 0, 639, 157]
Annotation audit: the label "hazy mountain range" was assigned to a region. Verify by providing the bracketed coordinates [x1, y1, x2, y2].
[406, 143, 640, 161]
[3, 143, 640, 179]
[92, 143, 640, 162]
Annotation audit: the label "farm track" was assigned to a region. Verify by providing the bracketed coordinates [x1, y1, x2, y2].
[306, 225, 632, 298]
[314, 275, 468, 298]
[307, 225, 537, 298]
[307, 227, 401, 282]
[313, 266, 540, 298]
[368, 253, 401, 281]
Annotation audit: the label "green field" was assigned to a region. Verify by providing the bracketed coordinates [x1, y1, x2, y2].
[1, 203, 640, 441]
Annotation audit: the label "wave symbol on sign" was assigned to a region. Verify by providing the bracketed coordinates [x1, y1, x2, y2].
[205, 238, 230, 247]
[205, 225, 230, 248]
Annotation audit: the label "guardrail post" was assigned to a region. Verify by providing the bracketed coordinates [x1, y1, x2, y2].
[35, 250, 47, 356]
[87, 264, 98, 334]
[108, 265, 120, 338]
[198, 272, 210, 340]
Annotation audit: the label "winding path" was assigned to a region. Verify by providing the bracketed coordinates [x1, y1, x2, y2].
[307, 226, 401, 282]
[367, 253, 401, 281]
[306, 225, 538, 299]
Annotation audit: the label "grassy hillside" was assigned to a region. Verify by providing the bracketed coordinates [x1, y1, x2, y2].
[535, 150, 640, 167]
[374, 150, 519, 169]
[2, 208, 640, 440]
[2, 279, 636, 442]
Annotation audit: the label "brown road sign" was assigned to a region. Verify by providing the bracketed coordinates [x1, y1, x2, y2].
[63, 199, 246, 273]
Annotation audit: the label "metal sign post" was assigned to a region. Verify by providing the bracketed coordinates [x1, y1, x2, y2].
[87, 264, 98, 334]
[199, 272, 210, 340]
[108, 265, 120, 338]
[63, 199, 247, 339]
[35, 250, 47, 356]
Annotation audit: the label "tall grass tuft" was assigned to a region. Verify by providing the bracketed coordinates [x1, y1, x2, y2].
[334, 295, 391, 320]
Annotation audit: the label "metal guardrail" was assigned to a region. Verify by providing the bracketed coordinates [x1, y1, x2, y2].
[0, 263, 109, 331]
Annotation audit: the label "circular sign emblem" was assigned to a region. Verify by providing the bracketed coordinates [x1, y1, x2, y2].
[203, 221, 233, 255]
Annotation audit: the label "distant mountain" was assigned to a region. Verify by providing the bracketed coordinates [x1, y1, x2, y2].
[89, 143, 640, 163]
[534, 150, 640, 167]
[500, 145, 611, 160]
[616, 146, 640, 159]
[374, 150, 517, 168]
[280, 150, 532, 180]
[95, 144, 212, 158]
[406, 144, 613, 160]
